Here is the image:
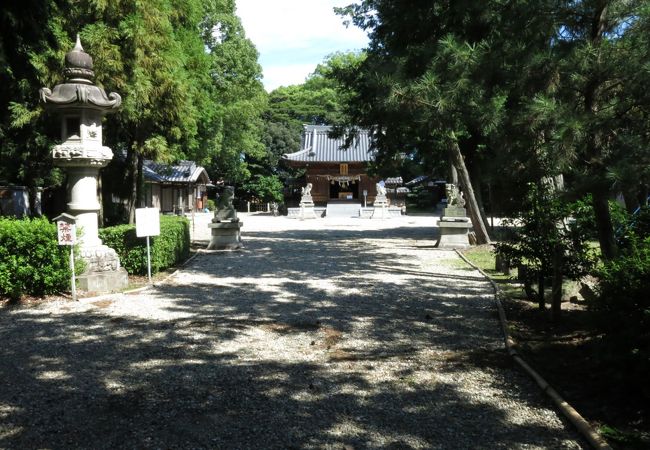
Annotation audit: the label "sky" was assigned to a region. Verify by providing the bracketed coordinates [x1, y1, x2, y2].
[235, 0, 369, 92]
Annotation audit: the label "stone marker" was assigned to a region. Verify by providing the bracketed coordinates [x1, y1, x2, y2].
[40, 35, 128, 292]
[436, 183, 471, 248]
[207, 186, 243, 250]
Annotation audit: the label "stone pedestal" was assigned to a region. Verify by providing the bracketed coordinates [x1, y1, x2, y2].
[372, 194, 389, 219]
[437, 206, 471, 248]
[207, 221, 243, 250]
[299, 194, 317, 220]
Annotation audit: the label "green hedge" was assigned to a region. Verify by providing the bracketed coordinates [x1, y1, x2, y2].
[0, 217, 72, 299]
[99, 215, 190, 275]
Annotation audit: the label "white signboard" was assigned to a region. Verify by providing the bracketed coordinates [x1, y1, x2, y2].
[57, 222, 76, 245]
[135, 208, 160, 237]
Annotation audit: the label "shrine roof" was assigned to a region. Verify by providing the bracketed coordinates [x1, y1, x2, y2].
[283, 125, 375, 163]
[144, 160, 210, 184]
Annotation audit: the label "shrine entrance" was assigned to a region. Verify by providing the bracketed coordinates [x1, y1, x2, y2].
[329, 176, 360, 201]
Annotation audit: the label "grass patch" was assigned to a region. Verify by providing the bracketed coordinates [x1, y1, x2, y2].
[439, 258, 471, 270]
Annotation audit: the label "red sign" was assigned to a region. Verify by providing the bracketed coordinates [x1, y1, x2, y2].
[57, 221, 76, 245]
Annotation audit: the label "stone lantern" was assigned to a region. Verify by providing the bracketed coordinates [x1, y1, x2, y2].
[40, 35, 128, 292]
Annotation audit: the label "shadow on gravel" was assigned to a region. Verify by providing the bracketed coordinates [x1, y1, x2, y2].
[0, 225, 583, 449]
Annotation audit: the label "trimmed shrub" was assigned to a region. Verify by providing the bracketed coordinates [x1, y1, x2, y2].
[0, 217, 72, 299]
[99, 215, 190, 275]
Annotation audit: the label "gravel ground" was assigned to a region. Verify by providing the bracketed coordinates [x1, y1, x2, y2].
[0, 213, 584, 449]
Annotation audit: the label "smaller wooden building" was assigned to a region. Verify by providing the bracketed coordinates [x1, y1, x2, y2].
[282, 125, 379, 205]
[144, 160, 210, 213]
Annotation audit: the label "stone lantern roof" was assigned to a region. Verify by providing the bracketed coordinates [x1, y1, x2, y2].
[39, 35, 121, 112]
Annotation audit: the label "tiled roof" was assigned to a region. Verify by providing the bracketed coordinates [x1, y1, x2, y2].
[405, 175, 429, 186]
[283, 125, 375, 163]
[144, 160, 210, 184]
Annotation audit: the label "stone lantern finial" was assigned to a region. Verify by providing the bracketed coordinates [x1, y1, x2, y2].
[64, 35, 95, 83]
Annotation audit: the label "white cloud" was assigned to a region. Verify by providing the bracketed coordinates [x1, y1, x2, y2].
[236, 0, 368, 91]
[262, 63, 320, 91]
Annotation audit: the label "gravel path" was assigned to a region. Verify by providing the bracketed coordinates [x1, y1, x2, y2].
[0, 214, 584, 449]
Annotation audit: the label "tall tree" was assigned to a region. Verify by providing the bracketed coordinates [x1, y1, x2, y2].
[201, 0, 267, 184]
[1, 0, 268, 222]
[0, 0, 67, 214]
[333, 1, 499, 243]
[543, 0, 650, 259]
[335, 0, 650, 255]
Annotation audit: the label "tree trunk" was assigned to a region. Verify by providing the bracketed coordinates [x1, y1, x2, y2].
[27, 185, 41, 217]
[551, 243, 563, 322]
[127, 149, 138, 224]
[97, 174, 104, 226]
[470, 162, 490, 232]
[538, 267, 546, 310]
[622, 188, 639, 214]
[592, 189, 617, 260]
[584, 4, 617, 260]
[448, 136, 491, 244]
[137, 154, 145, 208]
[638, 184, 649, 208]
[449, 161, 458, 185]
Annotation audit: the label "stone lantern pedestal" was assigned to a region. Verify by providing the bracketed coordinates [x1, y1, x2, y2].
[41, 36, 128, 292]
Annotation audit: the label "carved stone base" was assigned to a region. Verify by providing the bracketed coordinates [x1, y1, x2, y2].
[77, 267, 128, 292]
[437, 219, 472, 248]
[77, 244, 128, 292]
[79, 245, 122, 272]
[207, 222, 243, 250]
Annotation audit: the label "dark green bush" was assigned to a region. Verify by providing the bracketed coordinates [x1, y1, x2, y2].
[592, 237, 650, 400]
[616, 205, 650, 250]
[495, 184, 595, 308]
[0, 217, 72, 299]
[99, 215, 190, 275]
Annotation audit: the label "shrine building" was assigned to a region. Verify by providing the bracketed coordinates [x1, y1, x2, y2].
[282, 125, 379, 206]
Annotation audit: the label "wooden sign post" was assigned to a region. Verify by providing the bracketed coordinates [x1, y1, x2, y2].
[135, 207, 160, 284]
[54, 213, 77, 301]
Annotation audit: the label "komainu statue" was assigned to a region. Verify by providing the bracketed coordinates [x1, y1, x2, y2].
[445, 183, 466, 208]
[213, 186, 239, 222]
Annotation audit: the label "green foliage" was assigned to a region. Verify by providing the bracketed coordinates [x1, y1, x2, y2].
[495, 183, 595, 282]
[616, 205, 650, 250]
[253, 51, 365, 200]
[335, 0, 650, 258]
[1, 0, 267, 218]
[592, 237, 650, 401]
[241, 175, 284, 203]
[406, 186, 436, 210]
[206, 199, 216, 211]
[0, 217, 72, 299]
[99, 215, 190, 276]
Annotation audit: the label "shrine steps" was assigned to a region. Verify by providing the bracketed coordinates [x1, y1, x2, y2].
[325, 202, 361, 218]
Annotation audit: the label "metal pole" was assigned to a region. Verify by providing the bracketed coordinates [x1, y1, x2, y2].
[70, 245, 77, 301]
[146, 235, 152, 284]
